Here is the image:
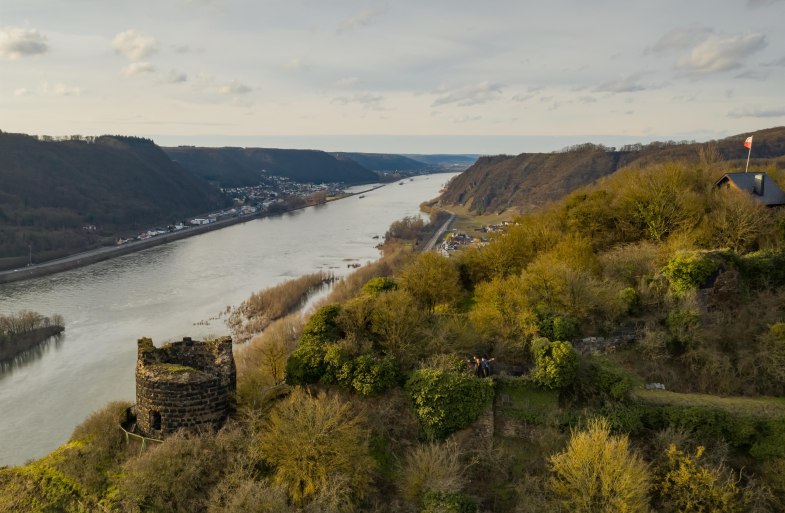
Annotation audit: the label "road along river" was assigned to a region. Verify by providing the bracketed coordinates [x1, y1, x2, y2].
[0, 173, 457, 465]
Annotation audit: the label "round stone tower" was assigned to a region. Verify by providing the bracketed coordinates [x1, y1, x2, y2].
[135, 336, 236, 438]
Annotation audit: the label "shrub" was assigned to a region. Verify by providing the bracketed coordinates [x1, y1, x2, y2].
[531, 339, 579, 390]
[405, 368, 495, 439]
[256, 387, 375, 506]
[363, 276, 397, 295]
[398, 441, 467, 505]
[399, 252, 463, 312]
[549, 417, 650, 513]
[588, 359, 634, 402]
[323, 346, 400, 396]
[662, 252, 719, 296]
[421, 491, 478, 513]
[285, 304, 344, 385]
[655, 445, 742, 513]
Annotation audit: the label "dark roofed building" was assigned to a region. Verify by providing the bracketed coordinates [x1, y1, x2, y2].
[715, 172, 785, 207]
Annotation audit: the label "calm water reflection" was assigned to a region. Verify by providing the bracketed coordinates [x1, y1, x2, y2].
[0, 174, 456, 465]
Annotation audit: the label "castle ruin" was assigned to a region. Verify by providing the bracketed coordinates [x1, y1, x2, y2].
[135, 336, 236, 438]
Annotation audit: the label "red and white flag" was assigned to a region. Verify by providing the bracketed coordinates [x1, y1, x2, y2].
[744, 136, 753, 149]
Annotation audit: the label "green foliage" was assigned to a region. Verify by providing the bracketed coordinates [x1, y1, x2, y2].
[618, 286, 641, 315]
[587, 359, 635, 402]
[256, 387, 375, 506]
[421, 491, 478, 513]
[323, 346, 400, 396]
[549, 417, 650, 513]
[662, 252, 719, 296]
[285, 304, 344, 385]
[531, 339, 579, 390]
[655, 445, 742, 513]
[362, 276, 398, 295]
[370, 289, 427, 367]
[736, 249, 785, 289]
[400, 252, 463, 312]
[399, 441, 468, 505]
[301, 304, 344, 344]
[405, 368, 495, 439]
[537, 314, 581, 341]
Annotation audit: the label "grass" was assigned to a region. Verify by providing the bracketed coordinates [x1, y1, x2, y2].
[632, 388, 785, 419]
[495, 378, 561, 426]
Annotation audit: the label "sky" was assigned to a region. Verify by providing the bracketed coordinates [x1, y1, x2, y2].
[2, 0, 785, 154]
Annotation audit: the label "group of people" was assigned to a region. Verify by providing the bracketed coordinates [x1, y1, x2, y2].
[467, 355, 494, 377]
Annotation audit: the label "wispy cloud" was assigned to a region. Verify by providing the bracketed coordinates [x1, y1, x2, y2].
[163, 69, 188, 84]
[596, 73, 649, 93]
[728, 106, 785, 118]
[734, 69, 769, 81]
[40, 81, 82, 96]
[218, 80, 252, 95]
[14, 88, 31, 96]
[432, 81, 504, 107]
[331, 93, 385, 110]
[0, 27, 49, 59]
[676, 33, 767, 75]
[747, 0, 784, 8]
[336, 6, 385, 35]
[647, 25, 714, 55]
[122, 61, 157, 77]
[112, 30, 159, 61]
[762, 56, 785, 67]
[285, 57, 310, 72]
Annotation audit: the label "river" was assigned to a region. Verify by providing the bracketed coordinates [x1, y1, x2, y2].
[0, 174, 457, 466]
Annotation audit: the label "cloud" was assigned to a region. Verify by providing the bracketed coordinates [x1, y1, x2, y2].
[164, 69, 188, 83]
[14, 88, 31, 96]
[595, 73, 656, 93]
[728, 106, 785, 118]
[218, 80, 252, 95]
[335, 76, 360, 87]
[336, 6, 385, 34]
[762, 56, 785, 67]
[112, 30, 159, 61]
[747, 0, 784, 7]
[734, 69, 769, 80]
[0, 27, 49, 59]
[40, 81, 82, 96]
[432, 81, 503, 107]
[121, 61, 156, 77]
[676, 33, 767, 75]
[331, 93, 384, 110]
[647, 25, 713, 55]
[576, 95, 597, 104]
[285, 57, 310, 72]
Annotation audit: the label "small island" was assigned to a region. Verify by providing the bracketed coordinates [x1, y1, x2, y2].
[0, 310, 65, 364]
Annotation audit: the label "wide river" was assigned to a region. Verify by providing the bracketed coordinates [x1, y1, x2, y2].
[0, 174, 457, 466]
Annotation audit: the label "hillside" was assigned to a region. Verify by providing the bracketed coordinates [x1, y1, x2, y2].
[333, 152, 432, 173]
[165, 146, 378, 187]
[442, 126, 785, 213]
[0, 133, 226, 269]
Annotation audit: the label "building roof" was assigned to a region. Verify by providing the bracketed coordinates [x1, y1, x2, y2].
[715, 172, 785, 206]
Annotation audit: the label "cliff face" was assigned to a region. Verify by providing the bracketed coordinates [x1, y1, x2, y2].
[441, 127, 785, 213]
[165, 146, 379, 187]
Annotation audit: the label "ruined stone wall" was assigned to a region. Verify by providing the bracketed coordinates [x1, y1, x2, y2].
[135, 336, 235, 438]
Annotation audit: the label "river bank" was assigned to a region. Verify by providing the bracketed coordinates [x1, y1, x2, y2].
[0, 326, 65, 364]
[0, 183, 387, 285]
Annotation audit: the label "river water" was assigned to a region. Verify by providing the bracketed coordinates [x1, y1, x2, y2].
[0, 174, 457, 466]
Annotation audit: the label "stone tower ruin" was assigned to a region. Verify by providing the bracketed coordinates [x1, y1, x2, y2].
[135, 336, 236, 438]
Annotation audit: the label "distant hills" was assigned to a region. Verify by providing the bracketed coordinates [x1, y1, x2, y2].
[165, 147, 378, 187]
[0, 131, 474, 269]
[0, 132, 226, 268]
[440, 127, 785, 213]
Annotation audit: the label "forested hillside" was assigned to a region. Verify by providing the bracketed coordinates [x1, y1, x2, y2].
[165, 146, 378, 187]
[0, 133, 226, 268]
[334, 152, 432, 173]
[6, 155, 785, 512]
[442, 126, 785, 213]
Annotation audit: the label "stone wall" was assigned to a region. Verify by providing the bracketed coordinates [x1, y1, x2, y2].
[135, 336, 235, 438]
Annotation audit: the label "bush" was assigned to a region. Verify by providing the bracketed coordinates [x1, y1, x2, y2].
[405, 368, 495, 439]
[549, 417, 650, 513]
[654, 444, 742, 513]
[531, 339, 579, 390]
[363, 276, 397, 295]
[285, 304, 344, 385]
[662, 252, 719, 296]
[256, 387, 375, 506]
[421, 491, 478, 513]
[323, 346, 400, 396]
[588, 359, 634, 402]
[399, 441, 467, 505]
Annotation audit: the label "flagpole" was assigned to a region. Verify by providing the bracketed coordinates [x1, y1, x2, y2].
[745, 136, 752, 173]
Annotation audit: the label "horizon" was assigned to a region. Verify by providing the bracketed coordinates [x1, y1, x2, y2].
[2, 0, 784, 152]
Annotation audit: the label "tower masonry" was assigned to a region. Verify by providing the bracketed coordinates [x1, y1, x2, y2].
[135, 336, 236, 438]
